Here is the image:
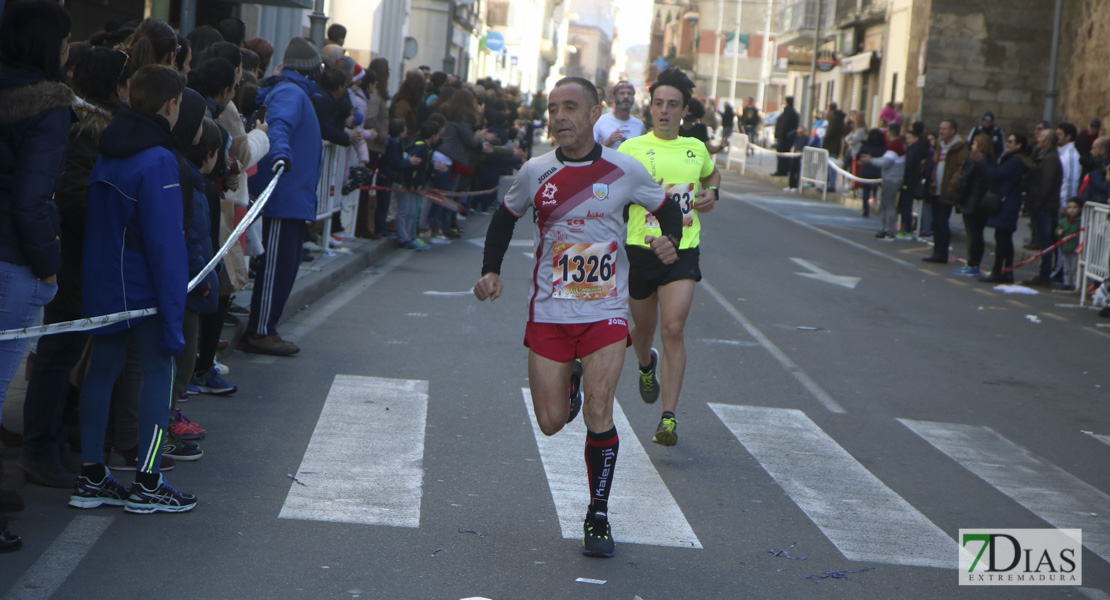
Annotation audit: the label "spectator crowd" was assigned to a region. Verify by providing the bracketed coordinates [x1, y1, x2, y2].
[748, 95, 1110, 294]
[0, 0, 532, 550]
[1, 0, 1107, 555]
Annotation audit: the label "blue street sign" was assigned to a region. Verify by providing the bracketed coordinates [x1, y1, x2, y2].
[485, 31, 505, 52]
[652, 56, 670, 71]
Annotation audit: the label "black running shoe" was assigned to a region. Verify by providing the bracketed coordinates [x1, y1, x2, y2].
[124, 476, 197, 514]
[567, 360, 583, 424]
[638, 348, 660, 404]
[582, 511, 615, 557]
[69, 471, 129, 509]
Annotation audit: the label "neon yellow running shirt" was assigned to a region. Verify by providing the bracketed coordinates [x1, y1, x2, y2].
[619, 133, 714, 250]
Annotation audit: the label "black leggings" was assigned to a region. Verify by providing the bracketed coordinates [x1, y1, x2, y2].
[963, 214, 988, 267]
[992, 228, 1015, 275]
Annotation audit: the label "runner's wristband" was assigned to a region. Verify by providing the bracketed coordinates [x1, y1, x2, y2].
[707, 186, 719, 201]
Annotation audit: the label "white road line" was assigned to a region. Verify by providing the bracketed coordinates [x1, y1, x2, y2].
[900, 418, 1110, 566]
[284, 251, 412, 340]
[710, 404, 953, 567]
[701, 281, 846, 414]
[280, 375, 428, 527]
[467, 239, 532, 248]
[1, 516, 114, 600]
[1078, 588, 1110, 600]
[723, 190, 916, 268]
[522, 389, 702, 549]
[1083, 430, 1110, 447]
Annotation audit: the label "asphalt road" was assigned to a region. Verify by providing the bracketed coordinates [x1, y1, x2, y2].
[2, 161, 1108, 600]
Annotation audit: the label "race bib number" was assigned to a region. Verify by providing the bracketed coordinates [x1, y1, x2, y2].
[552, 241, 619, 300]
[645, 183, 696, 228]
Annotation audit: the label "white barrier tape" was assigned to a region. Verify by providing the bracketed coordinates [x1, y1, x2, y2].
[748, 143, 802, 158]
[829, 161, 882, 185]
[0, 166, 285, 341]
[188, 165, 283, 291]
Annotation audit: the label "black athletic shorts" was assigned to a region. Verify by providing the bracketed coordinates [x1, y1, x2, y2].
[626, 245, 701, 300]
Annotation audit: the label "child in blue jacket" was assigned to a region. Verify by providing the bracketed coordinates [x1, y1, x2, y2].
[73, 65, 196, 514]
[395, 119, 443, 250]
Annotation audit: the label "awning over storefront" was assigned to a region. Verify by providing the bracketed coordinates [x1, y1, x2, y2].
[840, 51, 874, 74]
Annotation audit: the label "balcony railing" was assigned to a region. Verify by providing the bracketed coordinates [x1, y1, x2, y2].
[777, 0, 834, 35]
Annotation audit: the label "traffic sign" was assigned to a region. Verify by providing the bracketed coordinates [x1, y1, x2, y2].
[485, 31, 505, 52]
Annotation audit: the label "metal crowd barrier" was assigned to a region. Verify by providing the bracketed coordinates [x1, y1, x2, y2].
[799, 147, 831, 202]
[1079, 201, 1110, 306]
[725, 132, 749, 174]
[313, 141, 361, 252]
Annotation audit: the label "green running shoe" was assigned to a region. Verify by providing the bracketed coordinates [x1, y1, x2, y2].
[582, 512, 615, 557]
[653, 415, 677, 446]
[638, 348, 660, 404]
[567, 359, 583, 424]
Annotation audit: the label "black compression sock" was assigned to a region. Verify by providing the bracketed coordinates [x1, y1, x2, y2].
[585, 427, 619, 517]
[135, 471, 161, 489]
[81, 463, 108, 480]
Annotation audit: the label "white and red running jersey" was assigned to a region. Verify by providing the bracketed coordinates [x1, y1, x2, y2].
[501, 145, 666, 324]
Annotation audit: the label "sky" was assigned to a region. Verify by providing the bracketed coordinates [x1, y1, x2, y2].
[614, 0, 653, 48]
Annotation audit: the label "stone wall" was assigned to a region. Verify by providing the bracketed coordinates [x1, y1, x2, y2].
[1058, 0, 1110, 125]
[920, 0, 1057, 137]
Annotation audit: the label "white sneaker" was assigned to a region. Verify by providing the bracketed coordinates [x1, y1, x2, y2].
[430, 235, 450, 245]
[214, 361, 229, 375]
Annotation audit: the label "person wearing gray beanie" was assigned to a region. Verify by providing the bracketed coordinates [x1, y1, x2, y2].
[244, 37, 324, 356]
[282, 37, 321, 76]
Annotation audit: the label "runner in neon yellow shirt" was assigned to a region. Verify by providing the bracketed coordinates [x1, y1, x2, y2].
[618, 67, 720, 446]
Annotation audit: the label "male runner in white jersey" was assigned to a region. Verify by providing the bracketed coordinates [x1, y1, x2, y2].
[593, 80, 644, 150]
[618, 67, 720, 447]
[474, 76, 683, 558]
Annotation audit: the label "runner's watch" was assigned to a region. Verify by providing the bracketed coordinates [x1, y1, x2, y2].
[707, 186, 719, 201]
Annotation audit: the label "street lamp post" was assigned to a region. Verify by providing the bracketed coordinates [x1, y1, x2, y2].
[710, 0, 725, 100]
[756, 0, 773, 115]
[807, 0, 823, 128]
[308, 0, 327, 49]
[728, 1, 743, 108]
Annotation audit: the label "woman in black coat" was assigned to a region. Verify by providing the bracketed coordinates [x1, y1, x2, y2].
[858, 129, 886, 217]
[978, 134, 1033, 283]
[0, 0, 74, 553]
[899, 122, 930, 238]
[952, 134, 995, 276]
[19, 47, 128, 498]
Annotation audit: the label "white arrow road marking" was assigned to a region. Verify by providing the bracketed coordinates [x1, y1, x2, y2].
[280, 375, 428, 527]
[790, 257, 861, 289]
[523, 389, 702, 549]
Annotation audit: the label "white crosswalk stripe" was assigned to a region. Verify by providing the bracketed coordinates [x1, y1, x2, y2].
[900, 418, 1110, 566]
[278, 377, 1109, 569]
[522, 389, 703, 549]
[710, 403, 954, 568]
[280, 375, 429, 527]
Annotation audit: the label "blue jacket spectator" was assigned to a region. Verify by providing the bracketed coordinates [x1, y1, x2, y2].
[83, 106, 188, 356]
[402, 136, 434, 189]
[249, 69, 322, 221]
[982, 152, 1032, 232]
[184, 161, 219, 315]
